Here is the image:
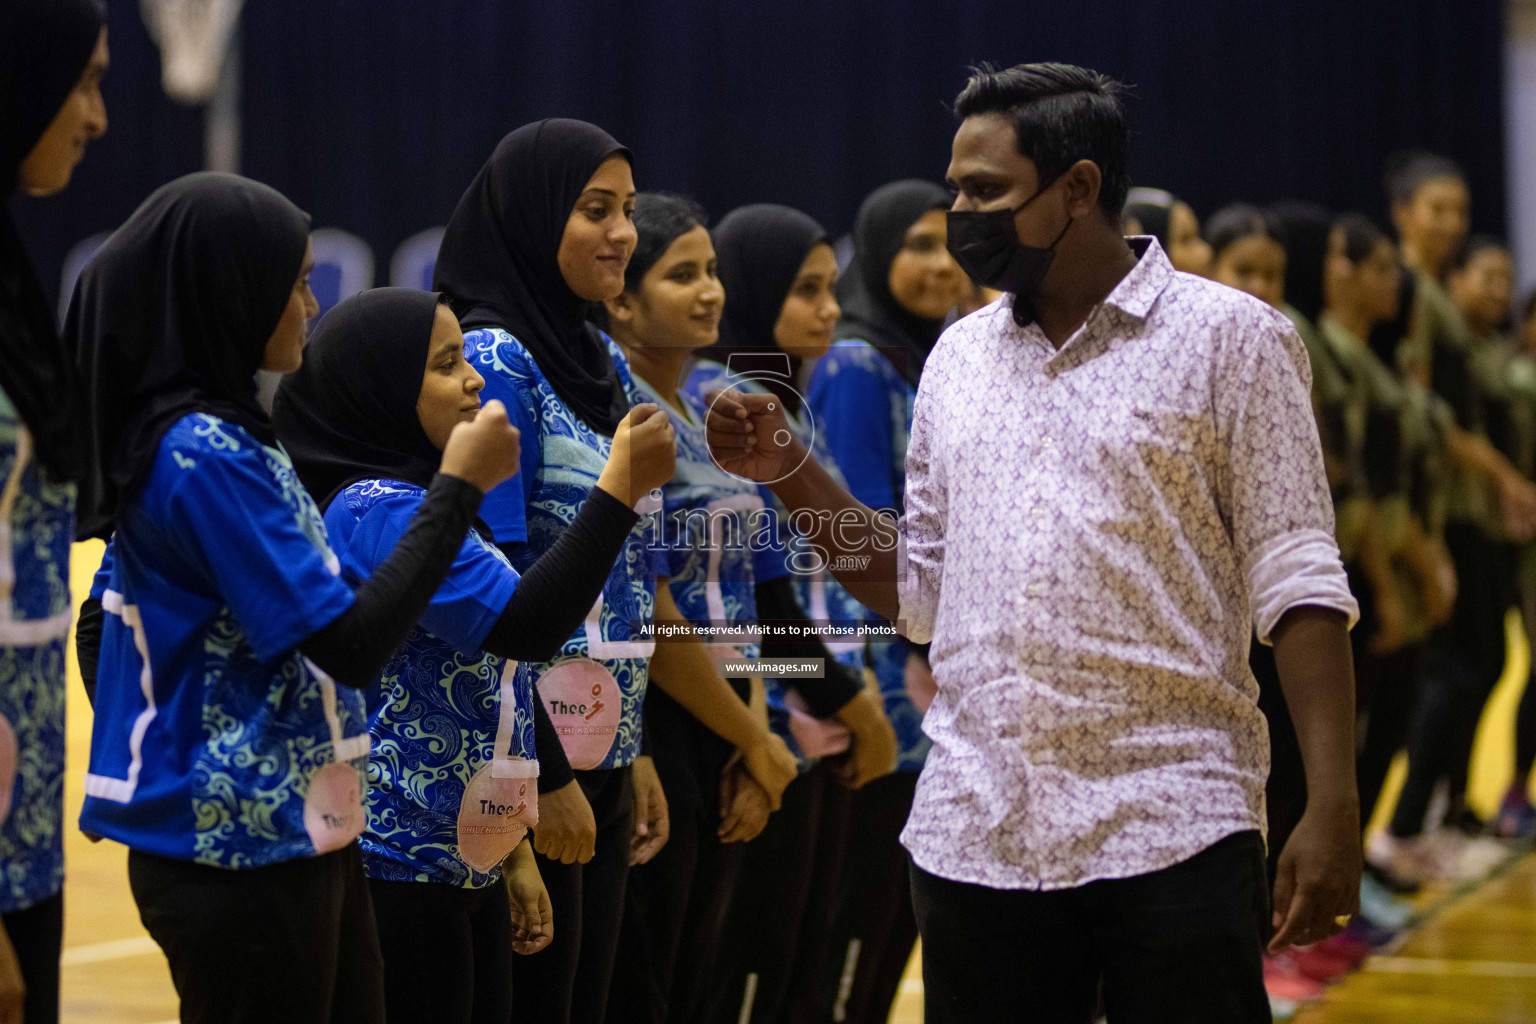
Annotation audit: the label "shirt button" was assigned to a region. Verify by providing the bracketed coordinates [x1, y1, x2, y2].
[1041, 436, 1054, 448]
[1030, 507, 1045, 519]
[1026, 583, 1046, 598]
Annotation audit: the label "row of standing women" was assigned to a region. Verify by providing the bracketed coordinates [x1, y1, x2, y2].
[1123, 163, 1536, 996]
[2, 6, 972, 1022]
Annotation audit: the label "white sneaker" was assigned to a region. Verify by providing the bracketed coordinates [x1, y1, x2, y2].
[1366, 831, 1436, 884]
[1421, 827, 1478, 878]
[1453, 834, 1511, 879]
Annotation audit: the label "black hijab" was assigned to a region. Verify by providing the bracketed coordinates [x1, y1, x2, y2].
[68, 172, 311, 539]
[272, 288, 446, 510]
[435, 118, 632, 436]
[0, 0, 105, 482]
[710, 203, 828, 416]
[835, 180, 951, 387]
[1269, 200, 1332, 326]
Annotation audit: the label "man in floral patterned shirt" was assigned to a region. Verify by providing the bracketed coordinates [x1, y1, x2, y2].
[706, 62, 1360, 1022]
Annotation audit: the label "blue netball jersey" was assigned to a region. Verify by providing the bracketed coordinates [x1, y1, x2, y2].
[80, 414, 369, 868]
[0, 386, 74, 911]
[808, 339, 930, 772]
[324, 479, 537, 888]
[685, 360, 864, 763]
[627, 373, 782, 655]
[466, 328, 655, 771]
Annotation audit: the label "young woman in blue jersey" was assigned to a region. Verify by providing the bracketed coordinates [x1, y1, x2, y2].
[271, 287, 677, 1024]
[597, 193, 873, 1023]
[686, 202, 898, 1024]
[594, 193, 769, 1024]
[69, 173, 520, 1024]
[0, 3, 107, 1019]
[803, 179, 964, 1024]
[433, 119, 797, 1024]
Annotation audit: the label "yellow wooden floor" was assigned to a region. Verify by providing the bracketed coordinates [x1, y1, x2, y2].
[52, 542, 1536, 1022]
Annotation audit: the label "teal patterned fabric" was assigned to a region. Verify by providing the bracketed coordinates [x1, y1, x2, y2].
[466, 328, 656, 770]
[80, 414, 366, 868]
[627, 374, 767, 657]
[0, 384, 73, 910]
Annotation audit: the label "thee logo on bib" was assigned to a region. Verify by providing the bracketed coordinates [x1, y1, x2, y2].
[539, 658, 622, 770]
[459, 769, 537, 873]
[479, 785, 529, 817]
[304, 762, 366, 854]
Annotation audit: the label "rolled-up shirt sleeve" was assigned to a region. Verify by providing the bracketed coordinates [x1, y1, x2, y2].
[898, 355, 949, 644]
[1215, 315, 1360, 643]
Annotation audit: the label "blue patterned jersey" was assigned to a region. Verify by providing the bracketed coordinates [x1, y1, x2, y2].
[684, 359, 865, 764]
[627, 374, 778, 656]
[809, 339, 930, 771]
[80, 414, 367, 868]
[466, 328, 655, 770]
[807, 340, 912, 514]
[0, 386, 73, 910]
[325, 480, 537, 888]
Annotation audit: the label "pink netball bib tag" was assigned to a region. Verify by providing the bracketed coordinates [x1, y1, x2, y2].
[539, 658, 621, 770]
[457, 758, 539, 873]
[304, 761, 365, 854]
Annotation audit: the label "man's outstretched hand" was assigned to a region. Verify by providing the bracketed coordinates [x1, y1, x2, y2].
[703, 389, 805, 483]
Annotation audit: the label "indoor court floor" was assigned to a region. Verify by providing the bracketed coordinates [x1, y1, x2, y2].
[54, 540, 1536, 1023]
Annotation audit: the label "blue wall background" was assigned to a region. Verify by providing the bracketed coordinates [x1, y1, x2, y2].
[9, 0, 1508, 308]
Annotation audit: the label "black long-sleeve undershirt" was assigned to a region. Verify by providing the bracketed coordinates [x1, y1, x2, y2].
[481, 486, 636, 663]
[489, 486, 638, 794]
[753, 576, 864, 718]
[76, 595, 103, 706]
[299, 473, 484, 688]
[75, 472, 484, 700]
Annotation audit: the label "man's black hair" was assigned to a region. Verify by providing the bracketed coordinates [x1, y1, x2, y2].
[952, 61, 1131, 217]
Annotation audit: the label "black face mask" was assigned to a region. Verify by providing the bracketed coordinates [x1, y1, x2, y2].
[946, 176, 1073, 310]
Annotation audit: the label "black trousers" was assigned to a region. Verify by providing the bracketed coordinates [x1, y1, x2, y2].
[1356, 642, 1425, 824]
[796, 771, 918, 1024]
[512, 764, 633, 1024]
[1392, 523, 1515, 837]
[701, 763, 836, 1024]
[1517, 668, 1536, 783]
[368, 877, 513, 1024]
[785, 774, 855, 1024]
[1516, 571, 1536, 783]
[1, 891, 62, 1024]
[608, 687, 743, 1024]
[911, 831, 1271, 1024]
[127, 844, 385, 1024]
